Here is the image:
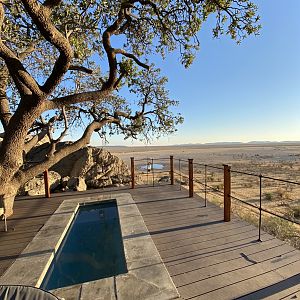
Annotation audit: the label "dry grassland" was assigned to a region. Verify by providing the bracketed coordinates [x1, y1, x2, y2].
[108, 143, 300, 248]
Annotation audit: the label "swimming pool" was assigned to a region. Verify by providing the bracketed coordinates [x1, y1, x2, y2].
[140, 163, 164, 171]
[0, 193, 179, 299]
[41, 200, 127, 290]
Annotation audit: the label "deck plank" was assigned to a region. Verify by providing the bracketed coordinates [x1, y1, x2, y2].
[131, 186, 300, 300]
[0, 184, 299, 300]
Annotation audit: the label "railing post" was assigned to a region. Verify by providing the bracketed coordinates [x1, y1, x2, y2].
[147, 157, 149, 185]
[179, 159, 182, 190]
[130, 157, 135, 189]
[223, 164, 231, 222]
[43, 170, 50, 198]
[188, 159, 194, 198]
[170, 156, 174, 185]
[152, 158, 155, 187]
[3, 215, 7, 232]
[258, 174, 262, 242]
[204, 164, 207, 207]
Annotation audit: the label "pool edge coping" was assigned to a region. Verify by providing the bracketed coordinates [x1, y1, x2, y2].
[0, 192, 180, 300]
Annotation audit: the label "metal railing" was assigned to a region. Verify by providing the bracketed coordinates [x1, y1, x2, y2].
[129, 156, 300, 242]
[229, 168, 300, 241]
[130, 156, 171, 188]
[42, 155, 300, 243]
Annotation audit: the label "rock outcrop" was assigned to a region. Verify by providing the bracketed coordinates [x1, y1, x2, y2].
[51, 147, 130, 189]
[20, 171, 61, 196]
[66, 177, 87, 192]
[20, 145, 130, 195]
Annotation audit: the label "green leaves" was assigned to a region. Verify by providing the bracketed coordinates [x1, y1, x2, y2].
[119, 58, 139, 83]
[1, 0, 260, 143]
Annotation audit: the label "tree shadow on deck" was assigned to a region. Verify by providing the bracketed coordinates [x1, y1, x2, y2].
[236, 273, 300, 299]
[0, 248, 52, 262]
[123, 220, 223, 240]
[149, 220, 223, 236]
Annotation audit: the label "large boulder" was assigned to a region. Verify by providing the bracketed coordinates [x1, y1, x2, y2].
[67, 177, 87, 191]
[20, 171, 61, 196]
[22, 144, 130, 194]
[51, 147, 130, 189]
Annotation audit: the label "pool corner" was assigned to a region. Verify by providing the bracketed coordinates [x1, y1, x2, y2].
[0, 192, 180, 300]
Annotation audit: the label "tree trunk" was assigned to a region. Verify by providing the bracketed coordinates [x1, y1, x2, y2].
[0, 183, 20, 218]
[0, 120, 107, 218]
[0, 99, 45, 179]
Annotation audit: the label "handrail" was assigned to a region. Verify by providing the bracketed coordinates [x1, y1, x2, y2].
[194, 162, 224, 170]
[231, 194, 300, 225]
[231, 168, 300, 185]
[260, 175, 300, 186]
[175, 158, 189, 163]
[132, 155, 300, 187]
[127, 155, 300, 243]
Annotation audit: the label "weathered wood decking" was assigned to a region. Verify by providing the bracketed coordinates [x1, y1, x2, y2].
[1, 184, 300, 299]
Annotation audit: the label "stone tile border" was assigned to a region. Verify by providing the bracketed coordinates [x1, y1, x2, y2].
[0, 193, 179, 300]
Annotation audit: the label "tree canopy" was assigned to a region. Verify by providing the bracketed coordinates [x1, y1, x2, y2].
[0, 0, 260, 216]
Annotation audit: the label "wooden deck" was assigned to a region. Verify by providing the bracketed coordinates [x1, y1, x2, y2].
[1, 184, 300, 299]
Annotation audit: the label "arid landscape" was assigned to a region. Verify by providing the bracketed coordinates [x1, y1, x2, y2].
[107, 142, 300, 248]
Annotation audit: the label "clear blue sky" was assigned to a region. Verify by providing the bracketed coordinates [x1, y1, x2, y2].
[95, 1, 300, 146]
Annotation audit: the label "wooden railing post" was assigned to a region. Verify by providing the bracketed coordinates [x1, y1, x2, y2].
[170, 155, 174, 185]
[224, 164, 231, 222]
[130, 157, 135, 189]
[188, 159, 194, 198]
[43, 170, 50, 198]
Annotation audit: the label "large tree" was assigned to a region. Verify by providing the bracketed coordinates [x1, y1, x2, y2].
[0, 0, 260, 217]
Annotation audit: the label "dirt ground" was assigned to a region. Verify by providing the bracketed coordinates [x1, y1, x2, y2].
[106, 143, 300, 248]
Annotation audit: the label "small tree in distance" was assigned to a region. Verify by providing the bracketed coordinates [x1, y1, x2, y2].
[0, 0, 260, 216]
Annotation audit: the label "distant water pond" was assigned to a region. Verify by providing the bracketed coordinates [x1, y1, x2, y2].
[140, 163, 164, 171]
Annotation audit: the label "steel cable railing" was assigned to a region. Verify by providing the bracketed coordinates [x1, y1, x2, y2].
[230, 169, 300, 241]
[125, 156, 300, 244]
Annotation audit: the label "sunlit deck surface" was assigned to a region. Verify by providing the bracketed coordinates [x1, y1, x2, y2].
[0, 184, 300, 299]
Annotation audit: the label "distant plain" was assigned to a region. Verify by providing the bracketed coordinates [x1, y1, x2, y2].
[107, 143, 300, 179]
[107, 143, 300, 248]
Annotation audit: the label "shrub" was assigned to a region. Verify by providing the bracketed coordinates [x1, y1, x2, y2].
[262, 217, 300, 249]
[292, 207, 300, 219]
[264, 192, 273, 201]
[213, 184, 224, 191]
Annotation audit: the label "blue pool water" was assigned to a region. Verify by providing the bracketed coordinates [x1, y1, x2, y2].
[140, 163, 164, 171]
[41, 201, 127, 290]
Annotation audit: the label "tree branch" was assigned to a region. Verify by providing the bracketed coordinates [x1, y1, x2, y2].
[0, 43, 38, 130]
[21, 0, 73, 95]
[0, 4, 42, 96]
[18, 43, 36, 60]
[23, 127, 49, 154]
[69, 65, 94, 74]
[0, 67, 11, 130]
[47, 106, 68, 156]
[14, 119, 111, 185]
[43, 0, 62, 9]
[44, 89, 111, 110]
[114, 48, 149, 69]
[113, 72, 125, 89]
[101, 5, 128, 89]
[0, 5, 40, 94]
[23, 114, 59, 154]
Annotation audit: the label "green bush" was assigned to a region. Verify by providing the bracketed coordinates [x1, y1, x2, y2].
[262, 217, 300, 249]
[264, 192, 272, 201]
[292, 207, 300, 219]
